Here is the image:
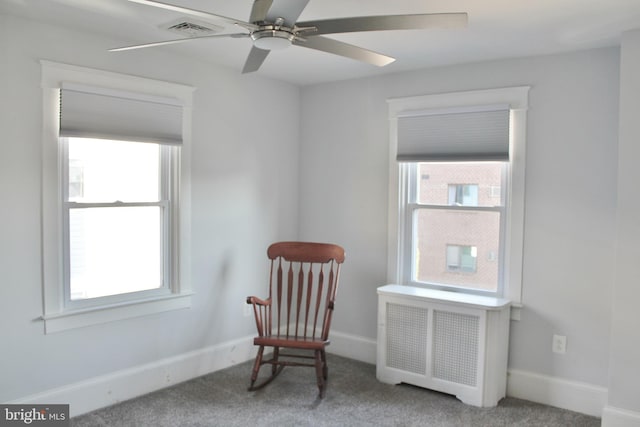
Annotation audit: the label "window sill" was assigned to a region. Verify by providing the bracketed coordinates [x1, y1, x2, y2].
[378, 284, 510, 310]
[41, 292, 193, 334]
[378, 284, 522, 320]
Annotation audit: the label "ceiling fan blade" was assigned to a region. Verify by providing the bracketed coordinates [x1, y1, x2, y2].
[249, 0, 273, 23]
[293, 36, 395, 67]
[242, 46, 271, 73]
[297, 13, 468, 36]
[109, 33, 249, 52]
[123, 0, 258, 31]
[266, 0, 311, 27]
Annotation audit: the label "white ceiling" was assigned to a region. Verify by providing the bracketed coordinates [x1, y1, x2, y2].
[3, 0, 640, 86]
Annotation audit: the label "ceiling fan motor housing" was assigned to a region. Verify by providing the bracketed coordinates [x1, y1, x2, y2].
[251, 25, 296, 50]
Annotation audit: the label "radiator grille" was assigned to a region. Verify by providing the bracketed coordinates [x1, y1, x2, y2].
[432, 310, 479, 386]
[386, 303, 429, 375]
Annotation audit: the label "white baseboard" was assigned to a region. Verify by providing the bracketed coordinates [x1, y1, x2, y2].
[10, 330, 373, 419]
[602, 405, 640, 427]
[507, 369, 608, 417]
[328, 330, 377, 364]
[328, 331, 609, 418]
[9, 335, 257, 417]
[9, 331, 613, 421]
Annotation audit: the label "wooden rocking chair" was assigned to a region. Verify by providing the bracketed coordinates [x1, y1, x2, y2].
[246, 241, 345, 398]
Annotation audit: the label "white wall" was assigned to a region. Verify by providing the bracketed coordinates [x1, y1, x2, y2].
[603, 29, 640, 427]
[299, 47, 619, 404]
[0, 13, 300, 405]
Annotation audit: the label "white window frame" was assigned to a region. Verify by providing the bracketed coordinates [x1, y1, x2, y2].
[387, 87, 529, 305]
[40, 61, 194, 333]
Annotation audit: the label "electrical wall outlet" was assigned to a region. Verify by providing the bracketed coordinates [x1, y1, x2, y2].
[552, 334, 567, 354]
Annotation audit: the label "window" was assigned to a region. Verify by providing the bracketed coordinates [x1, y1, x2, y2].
[41, 61, 194, 333]
[387, 87, 529, 302]
[410, 161, 505, 293]
[63, 138, 170, 306]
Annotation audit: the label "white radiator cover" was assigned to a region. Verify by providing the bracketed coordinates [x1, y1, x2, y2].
[377, 285, 511, 407]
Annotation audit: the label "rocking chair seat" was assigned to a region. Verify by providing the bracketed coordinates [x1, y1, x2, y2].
[253, 335, 329, 350]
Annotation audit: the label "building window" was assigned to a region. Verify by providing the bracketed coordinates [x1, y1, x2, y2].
[448, 184, 478, 206]
[387, 87, 529, 302]
[41, 61, 194, 333]
[446, 245, 477, 273]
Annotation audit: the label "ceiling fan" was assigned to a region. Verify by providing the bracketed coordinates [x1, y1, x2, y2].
[111, 0, 468, 73]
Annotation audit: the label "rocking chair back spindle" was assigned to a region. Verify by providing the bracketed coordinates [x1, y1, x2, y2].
[246, 241, 345, 398]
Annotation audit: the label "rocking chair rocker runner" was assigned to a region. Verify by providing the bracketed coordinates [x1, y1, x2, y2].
[246, 241, 345, 398]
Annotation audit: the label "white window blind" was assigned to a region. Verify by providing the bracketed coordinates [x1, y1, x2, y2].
[59, 83, 183, 145]
[396, 104, 510, 162]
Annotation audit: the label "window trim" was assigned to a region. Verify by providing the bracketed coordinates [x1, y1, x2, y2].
[40, 61, 194, 333]
[387, 87, 529, 305]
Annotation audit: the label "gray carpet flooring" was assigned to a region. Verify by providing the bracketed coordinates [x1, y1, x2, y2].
[72, 353, 600, 426]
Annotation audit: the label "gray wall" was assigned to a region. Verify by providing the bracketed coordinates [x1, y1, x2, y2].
[0, 13, 300, 402]
[298, 48, 619, 388]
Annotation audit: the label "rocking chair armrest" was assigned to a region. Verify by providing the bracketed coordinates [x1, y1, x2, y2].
[246, 296, 270, 337]
[246, 296, 270, 307]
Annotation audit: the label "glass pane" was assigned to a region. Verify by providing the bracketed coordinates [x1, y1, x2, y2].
[69, 206, 162, 300]
[414, 209, 500, 292]
[68, 138, 160, 202]
[417, 162, 504, 207]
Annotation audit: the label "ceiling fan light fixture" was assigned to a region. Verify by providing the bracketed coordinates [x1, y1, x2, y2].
[251, 29, 295, 50]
